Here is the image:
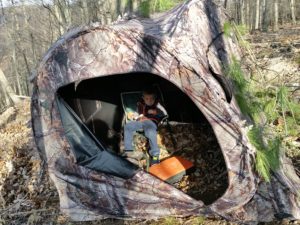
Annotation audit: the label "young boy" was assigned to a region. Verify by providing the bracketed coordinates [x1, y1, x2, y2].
[123, 87, 167, 166]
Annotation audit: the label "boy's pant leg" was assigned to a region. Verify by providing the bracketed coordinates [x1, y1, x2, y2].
[142, 120, 160, 157]
[124, 121, 143, 150]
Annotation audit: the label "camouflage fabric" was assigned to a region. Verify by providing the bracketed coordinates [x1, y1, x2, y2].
[31, 0, 300, 222]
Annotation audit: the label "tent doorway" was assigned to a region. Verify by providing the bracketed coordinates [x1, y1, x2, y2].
[57, 72, 228, 205]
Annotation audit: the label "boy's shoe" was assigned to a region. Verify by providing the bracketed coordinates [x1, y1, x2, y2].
[150, 156, 160, 166]
[122, 150, 144, 160]
[126, 157, 139, 166]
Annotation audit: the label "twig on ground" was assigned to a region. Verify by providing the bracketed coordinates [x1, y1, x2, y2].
[7, 208, 53, 217]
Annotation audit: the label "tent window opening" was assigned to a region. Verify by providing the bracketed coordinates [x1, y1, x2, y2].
[57, 72, 229, 205]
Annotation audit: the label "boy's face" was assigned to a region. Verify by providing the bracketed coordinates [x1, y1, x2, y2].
[143, 94, 155, 106]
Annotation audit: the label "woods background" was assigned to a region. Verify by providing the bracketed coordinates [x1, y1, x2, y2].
[0, 0, 299, 113]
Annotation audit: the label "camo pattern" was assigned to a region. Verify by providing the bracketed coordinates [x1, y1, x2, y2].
[31, 0, 300, 222]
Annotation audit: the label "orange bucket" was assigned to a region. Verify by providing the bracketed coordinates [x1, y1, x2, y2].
[149, 156, 194, 184]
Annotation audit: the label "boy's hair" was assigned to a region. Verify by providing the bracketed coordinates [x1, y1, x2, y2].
[142, 86, 157, 98]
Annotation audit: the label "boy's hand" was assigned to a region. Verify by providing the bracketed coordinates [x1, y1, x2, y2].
[147, 109, 156, 114]
[136, 115, 146, 121]
[128, 112, 139, 120]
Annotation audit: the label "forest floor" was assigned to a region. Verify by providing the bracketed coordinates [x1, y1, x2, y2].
[0, 25, 299, 225]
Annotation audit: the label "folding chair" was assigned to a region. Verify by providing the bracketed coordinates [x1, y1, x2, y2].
[120, 91, 143, 124]
[120, 90, 170, 170]
[120, 91, 169, 126]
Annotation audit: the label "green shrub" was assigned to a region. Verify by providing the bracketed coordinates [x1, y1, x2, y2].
[224, 58, 291, 182]
[139, 1, 151, 17]
[139, 0, 184, 17]
[263, 98, 278, 122]
[294, 54, 300, 65]
[224, 22, 248, 38]
[224, 21, 299, 182]
[153, 0, 179, 12]
[160, 216, 181, 225]
[248, 126, 281, 181]
[189, 216, 206, 225]
[223, 21, 232, 37]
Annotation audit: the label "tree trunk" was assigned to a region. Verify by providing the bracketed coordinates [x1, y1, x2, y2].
[241, 0, 245, 24]
[80, 0, 90, 24]
[53, 0, 65, 35]
[0, 0, 4, 18]
[11, 43, 22, 95]
[245, 0, 250, 27]
[22, 1, 36, 63]
[259, 0, 264, 29]
[255, 0, 260, 29]
[235, 0, 241, 24]
[224, 0, 228, 9]
[278, 0, 284, 25]
[290, 0, 296, 24]
[63, 0, 72, 26]
[22, 52, 30, 96]
[0, 68, 17, 107]
[262, 0, 270, 31]
[250, 0, 256, 31]
[46, 7, 56, 43]
[274, 0, 279, 31]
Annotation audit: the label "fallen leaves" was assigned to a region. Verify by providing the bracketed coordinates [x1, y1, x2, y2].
[0, 101, 60, 224]
[132, 122, 229, 205]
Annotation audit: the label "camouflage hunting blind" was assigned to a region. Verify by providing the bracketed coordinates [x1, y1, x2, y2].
[31, 0, 300, 223]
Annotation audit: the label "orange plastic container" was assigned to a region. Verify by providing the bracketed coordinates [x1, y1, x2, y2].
[149, 156, 194, 184]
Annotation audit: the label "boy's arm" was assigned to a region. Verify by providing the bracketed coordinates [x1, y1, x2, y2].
[156, 102, 167, 117]
[134, 101, 144, 120]
[137, 101, 145, 116]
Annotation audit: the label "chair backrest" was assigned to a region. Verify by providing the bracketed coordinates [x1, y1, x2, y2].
[120, 91, 142, 123]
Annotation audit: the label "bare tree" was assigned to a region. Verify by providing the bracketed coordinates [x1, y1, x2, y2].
[0, 0, 299, 102]
[225, 0, 297, 31]
[290, 0, 296, 24]
[224, 0, 228, 8]
[245, 0, 250, 27]
[240, 0, 245, 24]
[274, 0, 279, 31]
[262, 0, 271, 31]
[78, 0, 90, 24]
[53, 0, 66, 35]
[255, 0, 260, 30]
[0, 68, 17, 109]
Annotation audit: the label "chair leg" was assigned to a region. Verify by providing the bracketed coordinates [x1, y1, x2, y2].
[166, 120, 177, 151]
[145, 152, 150, 171]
